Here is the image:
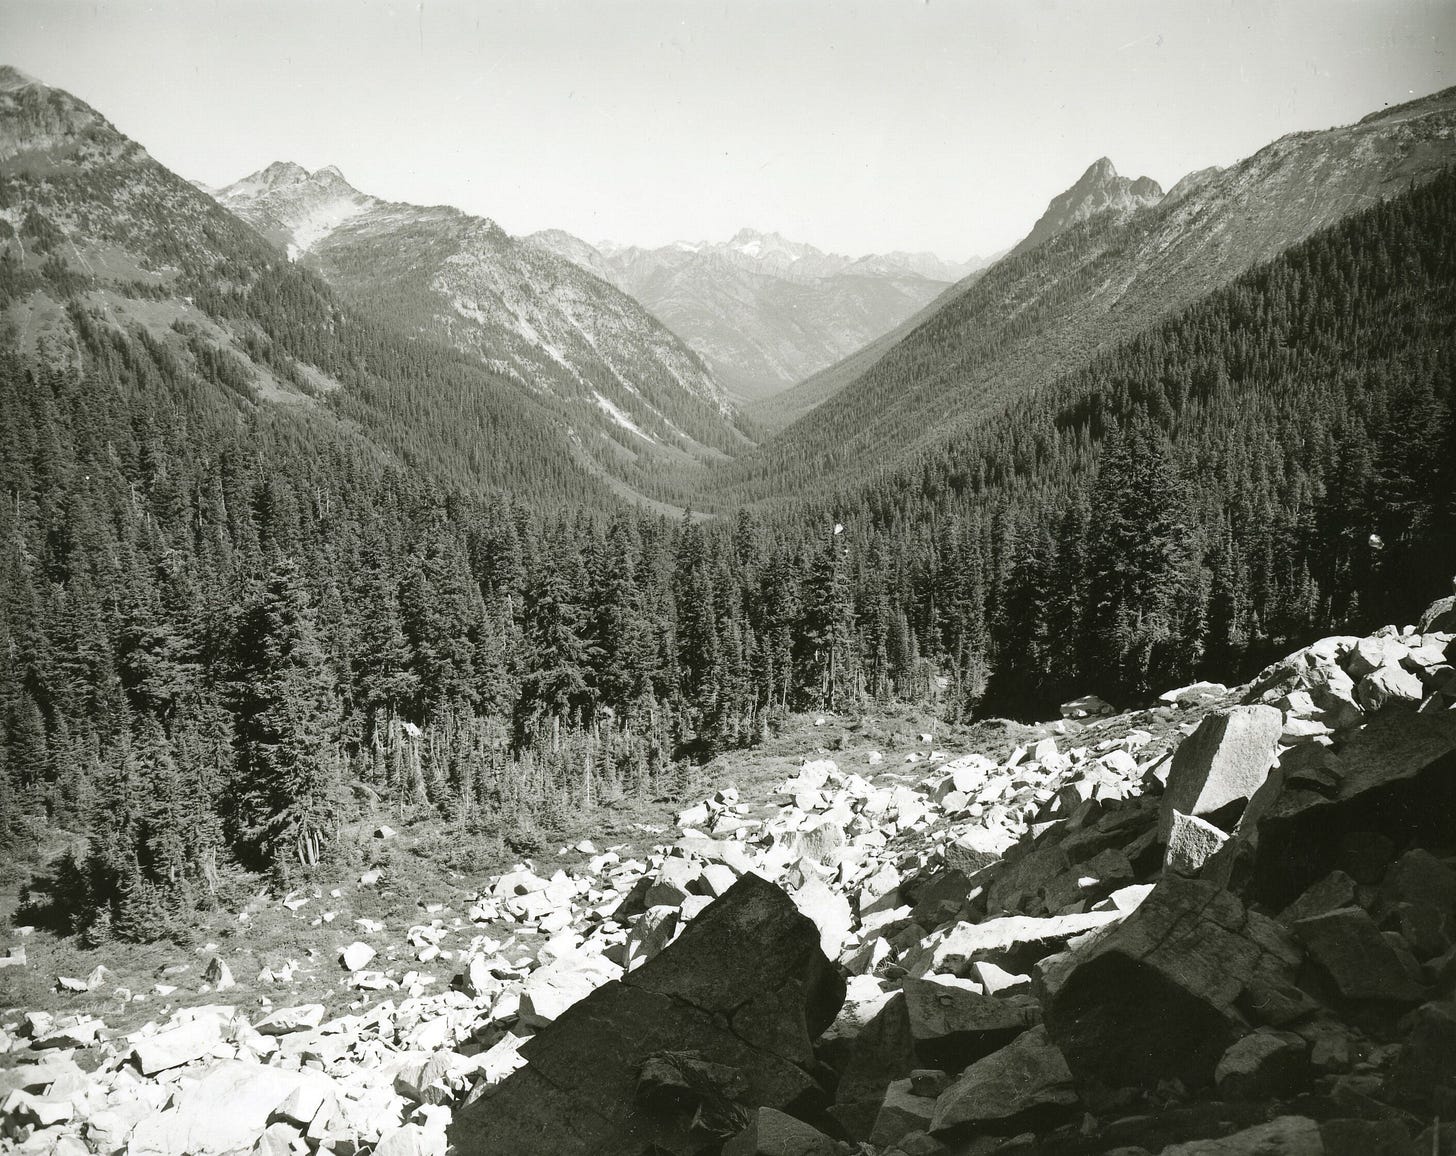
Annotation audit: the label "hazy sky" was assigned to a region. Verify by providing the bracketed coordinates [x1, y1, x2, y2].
[4, 0, 1452, 258]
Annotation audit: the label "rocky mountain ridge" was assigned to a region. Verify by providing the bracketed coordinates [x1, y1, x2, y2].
[526, 228, 989, 401]
[746, 156, 1160, 432]
[1008, 157, 1163, 259]
[216, 162, 744, 466]
[4, 593, 1453, 1154]
[0, 61, 747, 506]
[735, 84, 1456, 499]
[214, 163, 375, 261]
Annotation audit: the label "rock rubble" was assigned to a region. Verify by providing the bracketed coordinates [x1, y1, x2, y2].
[2, 602, 1454, 1155]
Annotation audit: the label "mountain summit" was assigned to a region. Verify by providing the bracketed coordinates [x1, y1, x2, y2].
[0, 64, 43, 92]
[219, 160, 741, 467]
[1011, 157, 1164, 257]
[219, 162, 376, 259]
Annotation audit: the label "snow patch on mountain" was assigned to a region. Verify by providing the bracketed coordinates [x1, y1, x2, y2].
[591, 390, 655, 442]
[288, 195, 370, 255]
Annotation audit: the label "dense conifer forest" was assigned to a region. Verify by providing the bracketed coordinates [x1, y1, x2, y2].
[2, 157, 1453, 943]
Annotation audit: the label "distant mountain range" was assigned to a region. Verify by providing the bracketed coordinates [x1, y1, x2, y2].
[526, 227, 992, 401]
[214, 162, 746, 472]
[716, 85, 1456, 500]
[6, 60, 1454, 522]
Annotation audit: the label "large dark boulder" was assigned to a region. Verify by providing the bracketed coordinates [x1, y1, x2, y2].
[450, 873, 846, 1156]
[1042, 876, 1301, 1087]
[1247, 709, 1456, 910]
[1290, 906, 1427, 1004]
[900, 976, 1038, 1070]
[823, 991, 916, 1141]
[928, 1025, 1079, 1138]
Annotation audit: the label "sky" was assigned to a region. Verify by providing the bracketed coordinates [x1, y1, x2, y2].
[4, 0, 1452, 259]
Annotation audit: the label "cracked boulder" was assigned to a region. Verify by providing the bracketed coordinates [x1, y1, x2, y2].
[1042, 876, 1302, 1087]
[449, 872, 845, 1156]
[928, 1025, 1078, 1139]
[1247, 709, 1456, 909]
[901, 976, 1040, 1070]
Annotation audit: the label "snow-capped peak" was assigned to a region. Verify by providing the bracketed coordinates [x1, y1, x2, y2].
[727, 227, 820, 263]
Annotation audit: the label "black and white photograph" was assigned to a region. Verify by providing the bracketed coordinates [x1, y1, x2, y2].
[1, 1, 1454, 1153]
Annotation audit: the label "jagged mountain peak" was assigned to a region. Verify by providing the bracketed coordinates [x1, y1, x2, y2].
[262, 159, 309, 182]
[727, 227, 823, 261]
[1012, 156, 1165, 258]
[218, 161, 377, 257]
[221, 161, 360, 200]
[220, 160, 308, 198]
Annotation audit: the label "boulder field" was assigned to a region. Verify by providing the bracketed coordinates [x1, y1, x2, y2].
[3, 595, 1455, 1155]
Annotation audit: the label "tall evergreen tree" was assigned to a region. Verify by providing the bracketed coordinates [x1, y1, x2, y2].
[1083, 419, 1199, 699]
[230, 558, 343, 871]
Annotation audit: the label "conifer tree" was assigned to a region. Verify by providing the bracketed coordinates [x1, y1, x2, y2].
[231, 557, 343, 871]
[515, 566, 595, 750]
[797, 527, 856, 709]
[1083, 419, 1197, 699]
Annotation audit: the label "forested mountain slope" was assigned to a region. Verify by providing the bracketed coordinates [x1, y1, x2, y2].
[808, 163, 1456, 716]
[0, 67, 634, 507]
[712, 86, 1456, 502]
[1, 64, 1452, 957]
[4, 157, 1453, 948]
[218, 164, 747, 469]
[0, 67, 751, 510]
[528, 227, 988, 401]
[750, 159, 1159, 434]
